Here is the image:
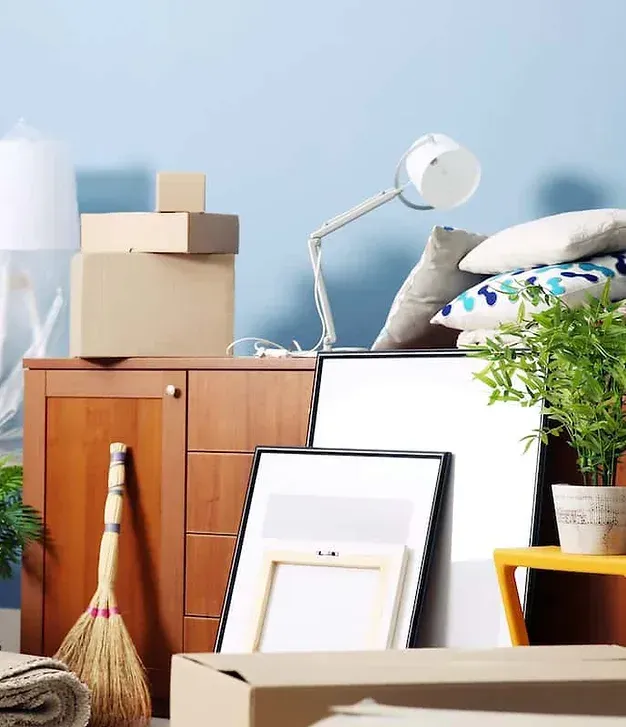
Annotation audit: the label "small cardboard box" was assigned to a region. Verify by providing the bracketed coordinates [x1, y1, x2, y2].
[170, 646, 626, 727]
[80, 211, 239, 254]
[70, 252, 234, 358]
[156, 172, 206, 213]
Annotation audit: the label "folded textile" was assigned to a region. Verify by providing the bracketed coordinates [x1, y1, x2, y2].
[0, 651, 90, 727]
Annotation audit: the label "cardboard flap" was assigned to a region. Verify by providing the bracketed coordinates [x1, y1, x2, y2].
[180, 646, 626, 688]
[318, 704, 626, 726]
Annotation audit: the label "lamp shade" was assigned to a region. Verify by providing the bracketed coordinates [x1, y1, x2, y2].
[0, 122, 79, 251]
[404, 133, 480, 210]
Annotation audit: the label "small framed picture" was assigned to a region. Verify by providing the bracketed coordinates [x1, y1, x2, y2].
[216, 447, 450, 652]
[247, 544, 408, 653]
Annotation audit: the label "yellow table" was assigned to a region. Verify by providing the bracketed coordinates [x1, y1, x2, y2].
[494, 546, 626, 646]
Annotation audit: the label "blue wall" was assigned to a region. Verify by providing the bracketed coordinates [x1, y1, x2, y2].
[1, 0, 626, 605]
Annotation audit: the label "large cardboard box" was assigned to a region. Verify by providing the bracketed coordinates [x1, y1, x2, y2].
[70, 252, 234, 358]
[80, 211, 239, 254]
[170, 646, 626, 727]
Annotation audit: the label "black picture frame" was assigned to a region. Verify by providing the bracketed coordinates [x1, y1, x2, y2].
[305, 349, 548, 645]
[215, 446, 451, 652]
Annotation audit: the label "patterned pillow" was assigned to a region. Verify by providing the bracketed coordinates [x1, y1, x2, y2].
[431, 252, 626, 331]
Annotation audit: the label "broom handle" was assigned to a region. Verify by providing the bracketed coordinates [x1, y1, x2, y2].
[96, 443, 127, 590]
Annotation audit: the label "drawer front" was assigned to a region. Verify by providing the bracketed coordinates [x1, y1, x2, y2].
[184, 617, 219, 653]
[188, 370, 313, 451]
[185, 534, 236, 617]
[187, 452, 252, 534]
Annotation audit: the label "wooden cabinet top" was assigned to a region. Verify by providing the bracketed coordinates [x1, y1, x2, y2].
[23, 356, 317, 371]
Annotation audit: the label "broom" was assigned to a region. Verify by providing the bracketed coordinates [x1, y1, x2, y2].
[55, 442, 152, 727]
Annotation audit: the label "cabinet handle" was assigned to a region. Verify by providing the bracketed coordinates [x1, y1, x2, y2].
[164, 384, 180, 398]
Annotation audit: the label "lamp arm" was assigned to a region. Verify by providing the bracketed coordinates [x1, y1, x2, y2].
[306, 186, 403, 352]
[307, 236, 335, 351]
[309, 187, 403, 239]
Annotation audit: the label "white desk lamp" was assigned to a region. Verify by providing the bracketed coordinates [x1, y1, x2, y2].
[307, 133, 481, 352]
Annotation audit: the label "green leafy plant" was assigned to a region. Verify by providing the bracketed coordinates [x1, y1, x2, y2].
[471, 280, 626, 487]
[0, 458, 42, 579]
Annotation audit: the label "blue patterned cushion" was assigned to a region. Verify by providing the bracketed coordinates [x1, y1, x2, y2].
[431, 252, 626, 331]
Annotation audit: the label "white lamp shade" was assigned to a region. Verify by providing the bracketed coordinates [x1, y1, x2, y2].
[404, 133, 481, 210]
[0, 128, 79, 251]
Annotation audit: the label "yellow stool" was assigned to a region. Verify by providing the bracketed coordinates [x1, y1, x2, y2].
[494, 546, 626, 646]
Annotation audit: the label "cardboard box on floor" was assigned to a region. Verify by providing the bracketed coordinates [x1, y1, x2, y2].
[70, 252, 234, 358]
[313, 703, 626, 727]
[169, 645, 626, 727]
[80, 211, 239, 254]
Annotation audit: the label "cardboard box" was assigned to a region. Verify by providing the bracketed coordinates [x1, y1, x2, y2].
[170, 646, 626, 727]
[313, 703, 626, 726]
[156, 171, 206, 212]
[70, 252, 234, 358]
[80, 212, 239, 254]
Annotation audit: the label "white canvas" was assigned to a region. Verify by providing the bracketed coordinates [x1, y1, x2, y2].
[307, 352, 544, 648]
[248, 544, 408, 652]
[217, 449, 448, 653]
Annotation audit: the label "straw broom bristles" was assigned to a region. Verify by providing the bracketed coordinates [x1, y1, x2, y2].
[55, 442, 152, 727]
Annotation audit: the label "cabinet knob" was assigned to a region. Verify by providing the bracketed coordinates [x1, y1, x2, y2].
[165, 384, 179, 398]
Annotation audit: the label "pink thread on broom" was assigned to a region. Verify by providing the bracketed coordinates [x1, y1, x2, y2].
[87, 607, 121, 618]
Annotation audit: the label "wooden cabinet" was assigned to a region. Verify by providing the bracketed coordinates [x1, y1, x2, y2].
[22, 357, 315, 714]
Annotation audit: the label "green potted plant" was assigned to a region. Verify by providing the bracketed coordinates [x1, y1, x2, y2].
[471, 281, 626, 555]
[0, 457, 42, 580]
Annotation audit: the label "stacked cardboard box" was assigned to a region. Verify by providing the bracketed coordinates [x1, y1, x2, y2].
[70, 172, 238, 358]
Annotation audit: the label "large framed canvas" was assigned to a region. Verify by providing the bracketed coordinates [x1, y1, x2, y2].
[306, 350, 546, 648]
[216, 447, 450, 652]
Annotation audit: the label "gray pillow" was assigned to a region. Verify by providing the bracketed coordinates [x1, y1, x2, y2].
[372, 226, 488, 350]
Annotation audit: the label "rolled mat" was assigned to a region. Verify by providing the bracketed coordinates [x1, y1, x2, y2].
[0, 651, 90, 727]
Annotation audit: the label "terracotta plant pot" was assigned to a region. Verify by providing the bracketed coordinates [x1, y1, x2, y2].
[552, 484, 626, 555]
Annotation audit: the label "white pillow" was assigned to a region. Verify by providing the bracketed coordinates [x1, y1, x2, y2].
[431, 252, 626, 331]
[459, 209, 626, 274]
[372, 226, 487, 350]
[456, 329, 519, 348]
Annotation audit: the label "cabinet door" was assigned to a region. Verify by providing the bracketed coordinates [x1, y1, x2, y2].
[22, 369, 186, 704]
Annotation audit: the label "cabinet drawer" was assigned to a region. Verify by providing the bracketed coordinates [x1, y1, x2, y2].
[184, 617, 219, 653]
[187, 453, 252, 534]
[185, 534, 236, 617]
[188, 370, 312, 451]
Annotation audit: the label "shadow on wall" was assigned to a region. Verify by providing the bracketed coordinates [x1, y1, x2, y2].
[534, 173, 610, 217]
[258, 240, 418, 351]
[76, 167, 154, 213]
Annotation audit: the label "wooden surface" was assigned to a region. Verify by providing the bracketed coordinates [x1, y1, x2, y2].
[183, 617, 219, 653]
[187, 453, 252, 534]
[21, 369, 46, 656]
[24, 357, 316, 371]
[38, 370, 186, 703]
[185, 535, 236, 617]
[188, 370, 313, 451]
[527, 437, 626, 647]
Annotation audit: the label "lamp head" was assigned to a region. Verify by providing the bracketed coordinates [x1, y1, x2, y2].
[403, 133, 481, 210]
